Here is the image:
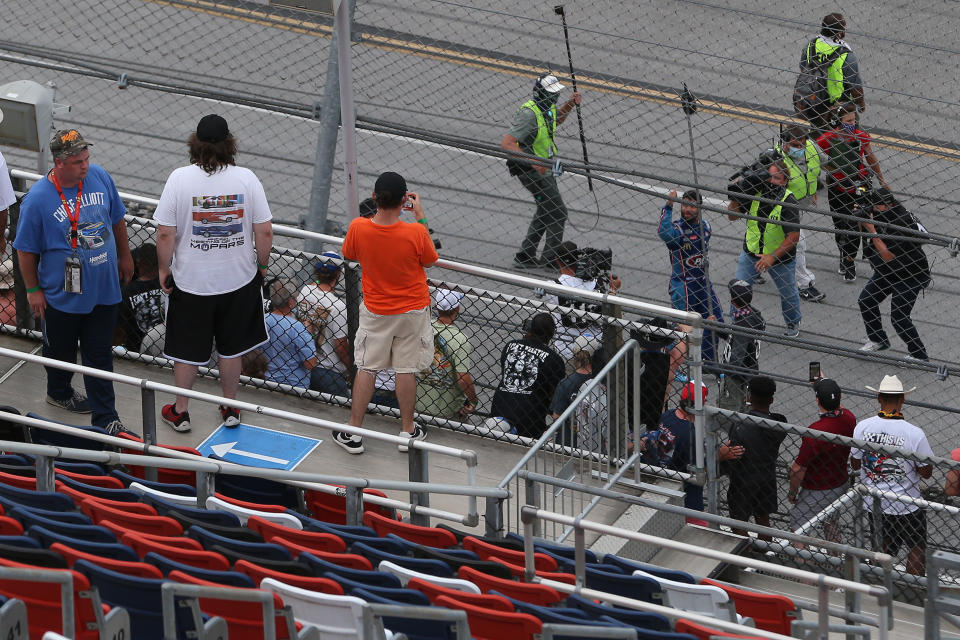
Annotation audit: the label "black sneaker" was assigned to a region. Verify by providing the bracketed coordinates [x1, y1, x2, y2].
[840, 259, 856, 282]
[333, 431, 365, 455]
[398, 424, 427, 452]
[104, 419, 140, 439]
[798, 285, 825, 302]
[219, 405, 241, 428]
[512, 253, 545, 269]
[46, 391, 92, 414]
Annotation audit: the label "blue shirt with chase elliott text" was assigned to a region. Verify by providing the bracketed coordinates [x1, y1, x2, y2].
[657, 205, 711, 283]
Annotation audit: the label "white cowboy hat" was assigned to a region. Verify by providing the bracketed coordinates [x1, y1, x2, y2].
[865, 374, 916, 395]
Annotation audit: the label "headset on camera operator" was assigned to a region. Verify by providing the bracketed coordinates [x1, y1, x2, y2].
[541, 241, 619, 361]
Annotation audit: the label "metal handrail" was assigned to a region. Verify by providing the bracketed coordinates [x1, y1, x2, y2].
[0, 567, 74, 638]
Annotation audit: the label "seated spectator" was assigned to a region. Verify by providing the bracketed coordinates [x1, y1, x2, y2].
[263, 279, 318, 389]
[116, 243, 164, 351]
[490, 312, 565, 439]
[372, 369, 399, 410]
[297, 251, 351, 397]
[241, 349, 268, 380]
[551, 342, 596, 447]
[416, 289, 478, 420]
[572, 349, 610, 454]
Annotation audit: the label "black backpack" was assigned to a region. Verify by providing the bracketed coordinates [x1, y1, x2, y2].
[793, 38, 848, 121]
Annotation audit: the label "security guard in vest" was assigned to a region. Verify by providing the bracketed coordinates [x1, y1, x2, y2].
[727, 157, 803, 337]
[800, 13, 864, 133]
[501, 74, 582, 269]
[776, 124, 825, 302]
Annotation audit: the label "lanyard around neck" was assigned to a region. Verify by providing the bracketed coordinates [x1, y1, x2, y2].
[50, 170, 83, 250]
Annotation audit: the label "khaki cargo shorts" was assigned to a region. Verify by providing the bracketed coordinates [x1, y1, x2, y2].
[354, 305, 433, 374]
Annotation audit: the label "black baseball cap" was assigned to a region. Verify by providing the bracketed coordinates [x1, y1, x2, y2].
[728, 279, 753, 306]
[196, 114, 229, 143]
[814, 378, 842, 411]
[749, 376, 776, 399]
[374, 171, 407, 200]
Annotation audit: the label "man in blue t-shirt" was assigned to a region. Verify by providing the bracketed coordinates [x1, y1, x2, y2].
[14, 129, 134, 435]
[263, 279, 318, 389]
[650, 382, 708, 511]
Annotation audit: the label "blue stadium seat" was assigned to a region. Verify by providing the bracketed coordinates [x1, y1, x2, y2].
[532, 539, 599, 564]
[352, 588, 457, 640]
[74, 559, 201, 640]
[298, 515, 379, 537]
[0, 536, 41, 549]
[8, 508, 116, 543]
[338, 579, 432, 605]
[25, 413, 111, 454]
[601, 555, 696, 584]
[597, 617, 698, 640]
[0, 540, 68, 568]
[56, 475, 141, 502]
[141, 494, 242, 527]
[302, 523, 408, 555]
[26, 526, 139, 562]
[583, 566, 664, 604]
[542, 551, 627, 575]
[0, 501, 89, 524]
[566, 593, 671, 631]
[187, 525, 292, 562]
[0, 483, 74, 511]
[205, 544, 314, 577]
[110, 470, 197, 495]
[0, 462, 33, 476]
[384, 534, 482, 559]
[350, 542, 454, 578]
[170, 514, 262, 542]
[144, 551, 256, 587]
[53, 461, 108, 476]
[299, 553, 403, 589]
[0, 454, 29, 466]
[208, 458, 299, 508]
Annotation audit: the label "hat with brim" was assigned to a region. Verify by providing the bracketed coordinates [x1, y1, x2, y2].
[865, 374, 915, 395]
[538, 74, 565, 93]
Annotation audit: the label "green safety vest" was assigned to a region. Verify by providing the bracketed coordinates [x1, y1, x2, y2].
[807, 39, 848, 104]
[745, 189, 791, 255]
[519, 100, 557, 159]
[777, 140, 821, 200]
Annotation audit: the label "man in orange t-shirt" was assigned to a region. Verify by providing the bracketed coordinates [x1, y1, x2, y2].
[339, 171, 439, 455]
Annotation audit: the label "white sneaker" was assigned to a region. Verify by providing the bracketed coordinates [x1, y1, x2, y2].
[398, 424, 427, 452]
[333, 431, 365, 454]
[859, 340, 890, 352]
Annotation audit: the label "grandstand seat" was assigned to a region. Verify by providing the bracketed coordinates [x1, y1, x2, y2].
[380, 560, 482, 593]
[110, 470, 197, 495]
[9, 508, 115, 543]
[304, 486, 397, 525]
[302, 520, 408, 554]
[603, 555, 696, 584]
[261, 579, 379, 638]
[208, 545, 314, 576]
[53, 461, 108, 476]
[234, 559, 344, 593]
[141, 493, 243, 527]
[206, 495, 304, 528]
[331, 574, 434, 605]
[26, 413, 110, 454]
[211, 467, 299, 509]
[632, 569, 738, 622]
[248, 516, 346, 552]
[214, 492, 290, 513]
[400, 539, 515, 579]
[363, 511, 457, 548]
[167, 513, 263, 541]
[300, 553, 403, 588]
[0, 535, 40, 549]
[55, 478, 143, 504]
[271, 537, 372, 569]
[700, 578, 799, 635]
[0, 541, 68, 568]
[121, 532, 231, 571]
[0, 454, 29, 466]
[27, 526, 139, 562]
[144, 552, 256, 587]
[597, 618, 699, 640]
[674, 619, 762, 639]
[457, 565, 564, 606]
[49, 542, 164, 578]
[487, 556, 578, 584]
[407, 577, 514, 610]
[462, 535, 558, 572]
[115, 433, 200, 486]
[188, 526, 292, 561]
[54, 469, 125, 489]
[98, 521, 204, 549]
[0, 482, 74, 511]
[435, 594, 542, 640]
[351, 588, 460, 640]
[79, 500, 183, 536]
[298, 514, 378, 536]
[0, 462, 33, 476]
[127, 481, 199, 506]
[0, 469, 37, 490]
[531, 538, 599, 564]
[566, 593, 671, 631]
[74, 558, 201, 640]
[0, 502, 89, 524]
[351, 541, 455, 578]
[0, 557, 114, 640]
[168, 570, 298, 640]
[384, 534, 480, 559]
[0, 515, 22, 535]
[499, 596, 623, 628]
[583, 566, 663, 604]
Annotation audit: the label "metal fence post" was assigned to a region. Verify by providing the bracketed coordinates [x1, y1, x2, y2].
[35, 454, 54, 492]
[485, 496, 504, 539]
[525, 476, 541, 539]
[344, 485, 363, 527]
[704, 409, 719, 519]
[141, 384, 158, 482]
[344, 262, 362, 377]
[689, 326, 705, 472]
[632, 345, 642, 485]
[408, 447, 430, 526]
[195, 471, 214, 508]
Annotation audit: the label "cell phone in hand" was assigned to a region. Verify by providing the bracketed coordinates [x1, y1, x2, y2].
[403, 193, 416, 210]
[809, 361, 821, 382]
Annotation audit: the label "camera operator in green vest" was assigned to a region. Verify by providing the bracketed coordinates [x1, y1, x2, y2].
[728, 157, 803, 338]
[799, 13, 864, 134]
[776, 124, 825, 303]
[501, 74, 582, 269]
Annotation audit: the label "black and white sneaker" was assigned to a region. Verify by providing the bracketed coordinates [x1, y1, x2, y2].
[104, 419, 140, 439]
[398, 424, 427, 452]
[333, 431, 364, 454]
[798, 285, 825, 302]
[840, 259, 856, 282]
[783, 323, 801, 338]
[46, 391, 92, 414]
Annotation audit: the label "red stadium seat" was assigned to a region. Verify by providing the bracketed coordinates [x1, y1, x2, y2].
[234, 559, 344, 593]
[458, 566, 564, 606]
[0, 470, 37, 490]
[408, 577, 514, 610]
[462, 536, 558, 572]
[675, 618, 763, 639]
[214, 493, 288, 513]
[362, 511, 457, 548]
[55, 469, 125, 489]
[247, 516, 346, 552]
[700, 578, 799, 635]
[0, 557, 110, 640]
[99, 520, 204, 550]
[0, 514, 23, 536]
[435, 594, 541, 640]
[269, 537, 373, 571]
[115, 432, 200, 486]
[304, 487, 398, 525]
[487, 557, 577, 584]
[81, 499, 183, 536]
[49, 541, 164, 579]
[168, 570, 296, 640]
[121, 532, 231, 571]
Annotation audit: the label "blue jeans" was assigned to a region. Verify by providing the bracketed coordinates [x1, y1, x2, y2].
[42, 303, 119, 427]
[669, 277, 724, 364]
[734, 250, 801, 326]
[309, 367, 351, 398]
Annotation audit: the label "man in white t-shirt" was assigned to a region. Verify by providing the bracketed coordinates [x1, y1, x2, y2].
[154, 114, 273, 433]
[0, 147, 17, 254]
[850, 374, 933, 575]
[297, 250, 350, 397]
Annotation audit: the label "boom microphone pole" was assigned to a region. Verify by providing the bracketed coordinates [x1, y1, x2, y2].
[554, 5, 593, 192]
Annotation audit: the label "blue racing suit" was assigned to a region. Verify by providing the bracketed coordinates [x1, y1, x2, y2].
[658, 204, 724, 364]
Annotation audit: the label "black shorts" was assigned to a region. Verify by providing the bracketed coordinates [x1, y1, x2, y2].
[728, 477, 778, 521]
[163, 273, 268, 364]
[874, 509, 927, 555]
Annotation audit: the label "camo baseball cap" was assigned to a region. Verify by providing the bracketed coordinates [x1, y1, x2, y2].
[50, 129, 92, 157]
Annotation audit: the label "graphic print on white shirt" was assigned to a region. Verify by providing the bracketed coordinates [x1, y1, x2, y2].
[190, 194, 245, 250]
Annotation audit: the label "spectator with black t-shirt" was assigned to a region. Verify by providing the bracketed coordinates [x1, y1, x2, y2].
[724, 376, 788, 539]
[490, 312, 565, 439]
[652, 382, 708, 512]
[858, 188, 930, 360]
[116, 243, 164, 351]
[727, 158, 802, 337]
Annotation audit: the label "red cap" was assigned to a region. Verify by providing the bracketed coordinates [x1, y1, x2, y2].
[680, 382, 708, 403]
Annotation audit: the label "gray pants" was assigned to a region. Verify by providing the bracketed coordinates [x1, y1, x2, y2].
[517, 170, 568, 261]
